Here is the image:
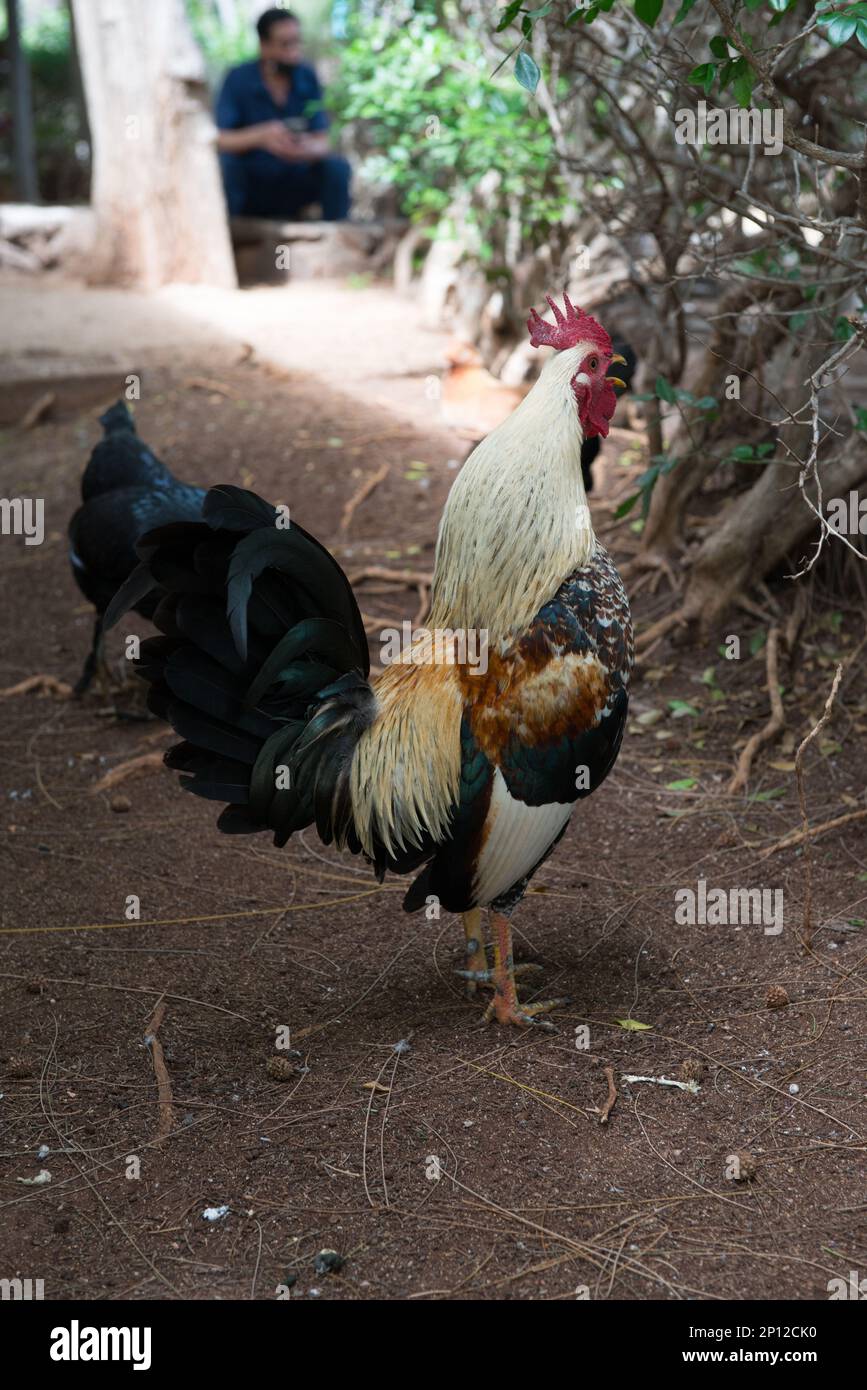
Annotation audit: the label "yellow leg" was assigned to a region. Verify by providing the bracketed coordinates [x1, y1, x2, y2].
[461, 908, 487, 997]
[483, 911, 568, 1029]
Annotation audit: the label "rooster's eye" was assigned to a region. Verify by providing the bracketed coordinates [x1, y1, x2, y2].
[588, 357, 598, 372]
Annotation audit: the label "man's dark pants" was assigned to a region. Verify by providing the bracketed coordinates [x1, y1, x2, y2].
[222, 154, 351, 220]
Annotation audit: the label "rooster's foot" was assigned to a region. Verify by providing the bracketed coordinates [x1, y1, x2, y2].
[482, 992, 570, 1031]
[478, 911, 569, 1029]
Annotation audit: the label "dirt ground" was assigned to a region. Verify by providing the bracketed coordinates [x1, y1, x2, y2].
[1, 321, 865, 1301]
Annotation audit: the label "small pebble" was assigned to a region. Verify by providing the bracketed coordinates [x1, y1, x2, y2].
[313, 1249, 344, 1275]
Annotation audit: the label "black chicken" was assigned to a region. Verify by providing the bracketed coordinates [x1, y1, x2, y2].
[580, 338, 637, 493]
[68, 402, 205, 694]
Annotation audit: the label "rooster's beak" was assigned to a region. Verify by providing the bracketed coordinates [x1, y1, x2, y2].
[610, 353, 627, 367]
[606, 376, 627, 389]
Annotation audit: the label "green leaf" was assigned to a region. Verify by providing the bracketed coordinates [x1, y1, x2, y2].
[732, 68, 754, 108]
[709, 35, 729, 59]
[673, 0, 699, 21]
[668, 699, 699, 718]
[748, 786, 786, 802]
[655, 374, 677, 403]
[666, 777, 698, 790]
[615, 491, 641, 519]
[514, 51, 540, 92]
[856, 19, 867, 48]
[495, 1, 522, 32]
[789, 311, 809, 332]
[635, 0, 663, 26]
[687, 63, 717, 95]
[823, 15, 857, 44]
[615, 1018, 653, 1031]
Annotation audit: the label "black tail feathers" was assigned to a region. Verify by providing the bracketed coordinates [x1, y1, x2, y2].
[106, 485, 375, 850]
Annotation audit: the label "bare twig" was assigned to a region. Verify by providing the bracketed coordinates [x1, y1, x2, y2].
[144, 999, 175, 1144]
[599, 1065, 618, 1126]
[728, 626, 785, 794]
[794, 663, 844, 949]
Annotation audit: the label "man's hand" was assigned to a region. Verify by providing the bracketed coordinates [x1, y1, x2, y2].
[216, 121, 330, 162]
[258, 120, 305, 160]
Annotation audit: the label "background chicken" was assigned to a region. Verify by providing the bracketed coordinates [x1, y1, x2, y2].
[107, 296, 633, 1028]
[68, 401, 205, 694]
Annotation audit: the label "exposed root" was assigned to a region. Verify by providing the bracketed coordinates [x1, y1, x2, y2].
[414, 583, 430, 627]
[621, 551, 679, 593]
[348, 565, 433, 588]
[183, 376, 234, 397]
[20, 391, 56, 429]
[727, 625, 785, 794]
[339, 462, 389, 535]
[89, 751, 165, 794]
[634, 608, 689, 653]
[0, 674, 72, 699]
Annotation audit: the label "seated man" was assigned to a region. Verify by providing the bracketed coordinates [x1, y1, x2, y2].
[216, 7, 350, 221]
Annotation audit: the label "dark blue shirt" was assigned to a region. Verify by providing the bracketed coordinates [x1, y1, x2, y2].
[216, 60, 329, 186]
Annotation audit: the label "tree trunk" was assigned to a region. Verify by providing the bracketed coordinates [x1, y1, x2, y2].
[8, 0, 39, 203]
[641, 276, 802, 556]
[680, 435, 867, 631]
[70, 0, 236, 289]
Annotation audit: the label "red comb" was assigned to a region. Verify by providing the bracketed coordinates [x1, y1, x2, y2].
[527, 294, 612, 355]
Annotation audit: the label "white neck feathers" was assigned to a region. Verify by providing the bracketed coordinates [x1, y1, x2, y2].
[430, 346, 597, 646]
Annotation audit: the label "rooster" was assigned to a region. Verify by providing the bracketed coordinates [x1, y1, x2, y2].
[68, 402, 205, 694]
[106, 296, 632, 1028]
